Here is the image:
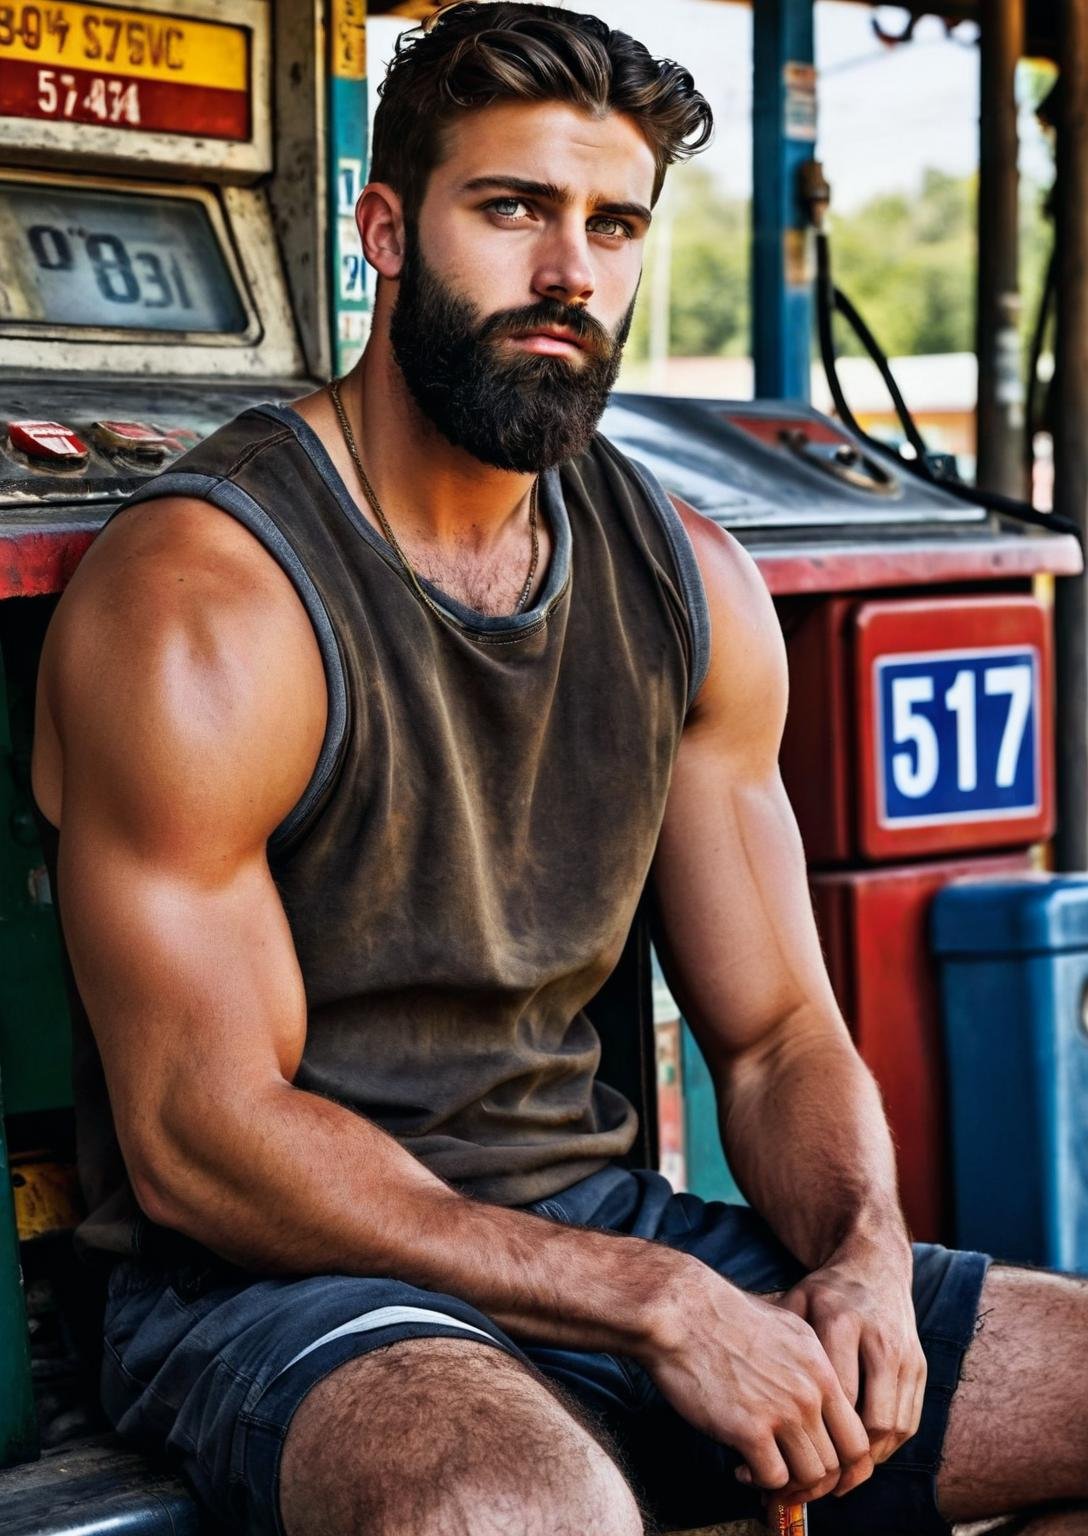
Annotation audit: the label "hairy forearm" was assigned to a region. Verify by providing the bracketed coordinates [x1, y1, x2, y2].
[717, 1015, 911, 1271]
[142, 1078, 691, 1359]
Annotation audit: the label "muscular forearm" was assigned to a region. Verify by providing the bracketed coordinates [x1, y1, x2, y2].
[718, 1015, 911, 1271]
[141, 1078, 691, 1359]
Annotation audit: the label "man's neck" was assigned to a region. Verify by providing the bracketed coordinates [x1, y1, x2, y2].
[347, 333, 537, 555]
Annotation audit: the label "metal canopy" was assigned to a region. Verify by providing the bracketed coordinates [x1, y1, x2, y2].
[366, 2, 1058, 60]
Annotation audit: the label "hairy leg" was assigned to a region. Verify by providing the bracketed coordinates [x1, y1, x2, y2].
[956, 1510, 1088, 1536]
[279, 1336, 645, 1536]
[1015, 1510, 1088, 1535]
[937, 1265, 1088, 1523]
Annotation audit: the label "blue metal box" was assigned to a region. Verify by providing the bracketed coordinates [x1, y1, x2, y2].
[931, 874, 1088, 1271]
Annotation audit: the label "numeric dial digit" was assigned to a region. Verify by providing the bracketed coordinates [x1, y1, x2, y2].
[135, 251, 171, 308]
[85, 232, 140, 304]
[28, 223, 73, 271]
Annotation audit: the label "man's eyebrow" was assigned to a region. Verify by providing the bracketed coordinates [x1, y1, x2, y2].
[460, 175, 652, 225]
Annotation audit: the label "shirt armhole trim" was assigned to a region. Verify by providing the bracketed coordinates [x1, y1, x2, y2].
[118, 471, 349, 850]
[621, 456, 712, 713]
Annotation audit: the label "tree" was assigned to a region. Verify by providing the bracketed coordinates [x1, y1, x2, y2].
[627, 165, 749, 363]
[628, 162, 1051, 368]
[829, 169, 976, 357]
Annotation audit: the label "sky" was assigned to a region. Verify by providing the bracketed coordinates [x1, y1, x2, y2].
[368, 3, 1054, 214]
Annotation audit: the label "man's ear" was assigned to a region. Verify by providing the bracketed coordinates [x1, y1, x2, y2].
[357, 182, 407, 279]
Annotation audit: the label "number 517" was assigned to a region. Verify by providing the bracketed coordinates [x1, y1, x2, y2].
[890, 662, 1033, 799]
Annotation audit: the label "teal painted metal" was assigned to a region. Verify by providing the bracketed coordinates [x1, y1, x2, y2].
[752, 0, 816, 400]
[0, 608, 55, 1466]
[0, 609, 72, 1116]
[327, 0, 369, 375]
[0, 1071, 37, 1469]
[679, 1022, 747, 1205]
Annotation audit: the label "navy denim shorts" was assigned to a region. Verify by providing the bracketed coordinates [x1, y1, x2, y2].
[101, 1165, 990, 1536]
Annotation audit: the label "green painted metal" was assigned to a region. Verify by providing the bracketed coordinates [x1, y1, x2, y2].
[680, 1022, 747, 1206]
[0, 603, 67, 1466]
[0, 1070, 37, 1469]
[0, 607, 72, 1116]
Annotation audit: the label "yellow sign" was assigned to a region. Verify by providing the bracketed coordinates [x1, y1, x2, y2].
[330, 0, 365, 80]
[0, 1, 248, 91]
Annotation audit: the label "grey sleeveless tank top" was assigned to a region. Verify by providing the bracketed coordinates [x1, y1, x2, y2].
[41, 403, 710, 1260]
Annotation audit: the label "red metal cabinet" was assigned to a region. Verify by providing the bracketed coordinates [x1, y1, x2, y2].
[811, 851, 1033, 1242]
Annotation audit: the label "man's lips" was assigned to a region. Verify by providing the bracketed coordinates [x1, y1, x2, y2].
[502, 327, 588, 356]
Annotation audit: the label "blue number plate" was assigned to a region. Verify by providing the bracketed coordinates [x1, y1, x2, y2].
[875, 647, 1040, 826]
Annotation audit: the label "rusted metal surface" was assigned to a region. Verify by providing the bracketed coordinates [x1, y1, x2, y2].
[0, 526, 96, 599]
[749, 532, 1082, 596]
[267, 0, 334, 381]
[1, 520, 1081, 604]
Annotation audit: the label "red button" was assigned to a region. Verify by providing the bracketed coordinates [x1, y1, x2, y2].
[93, 420, 174, 456]
[8, 420, 88, 464]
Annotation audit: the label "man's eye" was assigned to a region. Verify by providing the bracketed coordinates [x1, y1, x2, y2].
[489, 198, 529, 220]
[588, 216, 633, 239]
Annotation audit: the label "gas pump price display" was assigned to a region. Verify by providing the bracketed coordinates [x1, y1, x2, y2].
[0, 180, 247, 332]
[0, 0, 250, 140]
[874, 647, 1040, 827]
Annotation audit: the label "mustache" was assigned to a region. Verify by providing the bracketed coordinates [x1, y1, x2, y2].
[475, 300, 615, 362]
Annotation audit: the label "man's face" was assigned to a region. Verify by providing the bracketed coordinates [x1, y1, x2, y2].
[388, 100, 655, 472]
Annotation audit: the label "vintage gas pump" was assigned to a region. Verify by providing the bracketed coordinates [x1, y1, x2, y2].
[0, 0, 367, 1477]
[599, 393, 1080, 1242]
[610, 0, 1084, 1246]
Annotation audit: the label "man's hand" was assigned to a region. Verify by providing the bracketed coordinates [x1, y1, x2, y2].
[639, 1259, 873, 1503]
[778, 1235, 926, 1495]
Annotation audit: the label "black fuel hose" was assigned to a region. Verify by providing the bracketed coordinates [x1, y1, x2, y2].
[816, 233, 931, 464]
[1024, 242, 1056, 474]
[814, 226, 1082, 546]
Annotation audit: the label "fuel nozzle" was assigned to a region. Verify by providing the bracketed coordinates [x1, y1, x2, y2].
[799, 159, 831, 231]
[767, 1500, 809, 1536]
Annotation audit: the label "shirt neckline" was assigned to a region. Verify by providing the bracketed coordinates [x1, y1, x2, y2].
[258, 402, 572, 636]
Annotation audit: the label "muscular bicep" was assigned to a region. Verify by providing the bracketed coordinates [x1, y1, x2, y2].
[58, 815, 308, 1208]
[39, 498, 326, 1210]
[651, 515, 843, 1078]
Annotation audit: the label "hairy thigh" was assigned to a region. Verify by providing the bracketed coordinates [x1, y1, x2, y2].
[937, 1264, 1088, 1523]
[279, 1335, 640, 1536]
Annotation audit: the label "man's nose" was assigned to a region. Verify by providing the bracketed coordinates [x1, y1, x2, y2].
[530, 222, 595, 306]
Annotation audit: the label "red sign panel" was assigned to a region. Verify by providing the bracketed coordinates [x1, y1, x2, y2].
[854, 597, 1054, 861]
[0, 59, 248, 138]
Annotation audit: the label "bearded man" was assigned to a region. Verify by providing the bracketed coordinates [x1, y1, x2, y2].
[31, 5, 1088, 1535]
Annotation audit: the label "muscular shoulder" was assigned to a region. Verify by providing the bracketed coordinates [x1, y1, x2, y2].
[668, 495, 787, 761]
[37, 496, 327, 859]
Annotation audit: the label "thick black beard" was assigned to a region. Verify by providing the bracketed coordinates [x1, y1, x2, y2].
[389, 232, 635, 473]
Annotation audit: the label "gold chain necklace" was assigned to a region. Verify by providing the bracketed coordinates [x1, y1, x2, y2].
[327, 378, 540, 620]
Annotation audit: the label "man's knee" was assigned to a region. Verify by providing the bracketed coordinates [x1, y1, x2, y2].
[279, 1335, 643, 1536]
[401, 1431, 644, 1536]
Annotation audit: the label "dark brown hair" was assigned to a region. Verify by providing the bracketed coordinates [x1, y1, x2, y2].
[370, 2, 713, 219]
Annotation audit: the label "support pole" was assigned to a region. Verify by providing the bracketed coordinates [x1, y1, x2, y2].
[1053, 0, 1088, 870]
[752, 0, 816, 400]
[976, 0, 1026, 497]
